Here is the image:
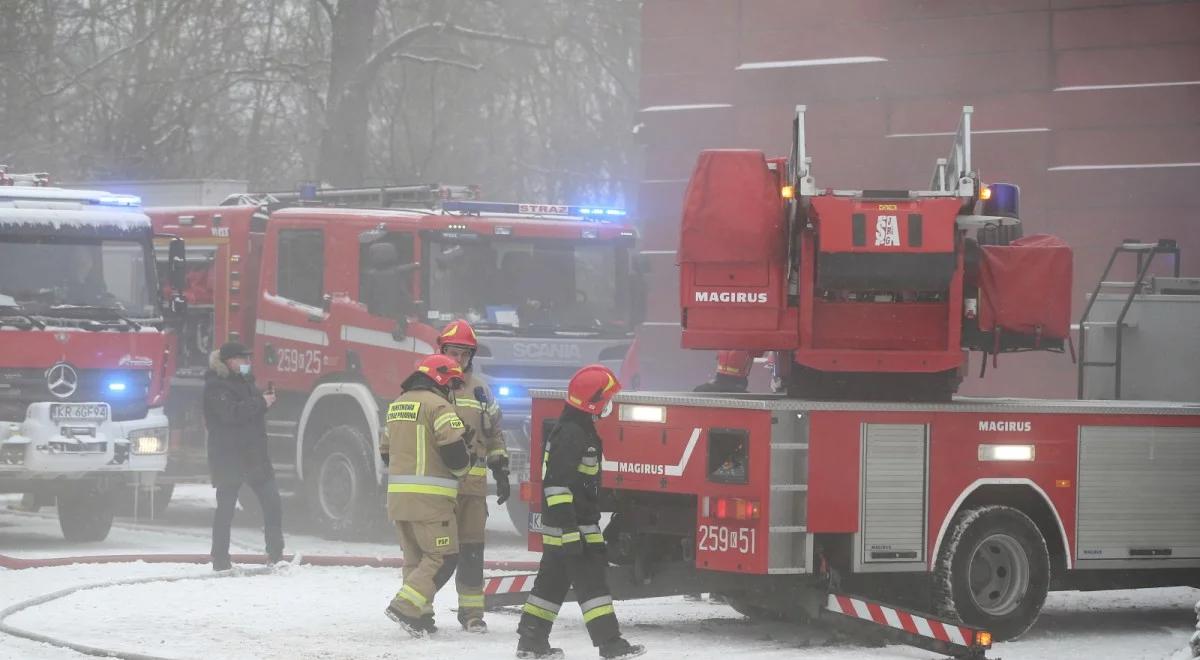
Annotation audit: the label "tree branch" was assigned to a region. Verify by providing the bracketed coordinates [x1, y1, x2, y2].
[312, 0, 335, 21]
[356, 22, 545, 91]
[396, 52, 481, 71]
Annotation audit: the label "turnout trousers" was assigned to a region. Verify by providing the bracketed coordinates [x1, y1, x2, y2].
[391, 517, 459, 618]
[517, 538, 620, 647]
[453, 493, 488, 623]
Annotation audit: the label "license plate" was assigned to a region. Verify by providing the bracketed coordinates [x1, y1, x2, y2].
[528, 512, 545, 534]
[50, 403, 109, 422]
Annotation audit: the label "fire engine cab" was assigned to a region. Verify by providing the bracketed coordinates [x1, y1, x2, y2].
[148, 186, 645, 537]
[509, 107, 1200, 657]
[0, 168, 187, 540]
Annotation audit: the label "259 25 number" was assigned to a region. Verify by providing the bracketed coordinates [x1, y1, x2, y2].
[697, 525, 756, 555]
[277, 348, 323, 374]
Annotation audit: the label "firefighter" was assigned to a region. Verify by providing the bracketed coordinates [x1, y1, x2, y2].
[693, 350, 754, 393]
[516, 365, 645, 660]
[436, 319, 509, 633]
[383, 354, 474, 637]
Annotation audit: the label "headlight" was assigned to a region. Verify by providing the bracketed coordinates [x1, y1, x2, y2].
[132, 428, 168, 455]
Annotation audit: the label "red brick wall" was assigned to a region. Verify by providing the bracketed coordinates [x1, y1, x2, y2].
[636, 0, 1200, 397]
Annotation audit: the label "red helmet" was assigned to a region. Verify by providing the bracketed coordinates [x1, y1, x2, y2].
[437, 320, 478, 350]
[415, 354, 466, 388]
[715, 350, 753, 378]
[566, 364, 622, 416]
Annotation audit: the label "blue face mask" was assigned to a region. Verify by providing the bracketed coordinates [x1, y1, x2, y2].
[238, 363, 252, 376]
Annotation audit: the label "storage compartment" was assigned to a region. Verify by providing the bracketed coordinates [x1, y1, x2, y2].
[974, 234, 1072, 352]
[1077, 425, 1200, 561]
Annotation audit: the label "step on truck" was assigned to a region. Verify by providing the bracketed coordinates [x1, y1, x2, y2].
[499, 107, 1200, 658]
[0, 169, 187, 540]
[147, 186, 646, 537]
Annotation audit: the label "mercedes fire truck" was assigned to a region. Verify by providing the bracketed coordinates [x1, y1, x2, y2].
[0, 169, 186, 541]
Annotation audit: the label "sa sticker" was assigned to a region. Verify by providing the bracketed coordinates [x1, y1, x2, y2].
[435, 536, 451, 548]
[387, 401, 420, 423]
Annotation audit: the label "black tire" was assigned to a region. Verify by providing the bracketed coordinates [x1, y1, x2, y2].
[116, 483, 175, 519]
[505, 496, 529, 537]
[151, 483, 175, 517]
[58, 482, 116, 542]
[934, 505, 1049, 641]
[304, 424, 382, 539]
[722, 594, 787, 621]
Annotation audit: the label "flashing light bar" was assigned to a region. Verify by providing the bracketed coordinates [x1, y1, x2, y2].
[99, 194, 142, 207]
[442, 200, 626, 220]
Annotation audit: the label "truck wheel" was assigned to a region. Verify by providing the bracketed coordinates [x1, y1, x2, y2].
[506, 497, 529, 537]
[934, 505, 1049, 641]
[58, 483, 116, 542]
[305, 424, 381, 539]
[117, 483, 176, 519]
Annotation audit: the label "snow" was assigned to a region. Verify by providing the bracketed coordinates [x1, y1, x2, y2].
[2, 488, 1197, 659]
[0, 207, 150, 231]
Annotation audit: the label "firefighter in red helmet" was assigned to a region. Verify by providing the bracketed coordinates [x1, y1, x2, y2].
[516, 365, 645, 659]
[436, 319, 508, 632]
[383, 354, 472, 636]
[694, 350, 756, 393]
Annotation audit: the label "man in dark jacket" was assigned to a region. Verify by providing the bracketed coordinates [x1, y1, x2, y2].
[203, 341, 283, 571]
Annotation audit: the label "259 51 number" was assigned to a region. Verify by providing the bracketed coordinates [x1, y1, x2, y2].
[697, 524, 756, 555]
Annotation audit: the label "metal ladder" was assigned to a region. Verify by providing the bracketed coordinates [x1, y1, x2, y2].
[1076, 238, 1181, 399]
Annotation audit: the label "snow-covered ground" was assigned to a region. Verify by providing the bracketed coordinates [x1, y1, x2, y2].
[2, 489, 1197, 659]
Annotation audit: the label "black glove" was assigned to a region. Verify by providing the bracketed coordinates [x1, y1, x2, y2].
[460, 425, 476, 447]
[380, 452, 390, 467]
[487, 453, 509, 471]
[560, 528, 583, 556]
[493, 469, 511, 505]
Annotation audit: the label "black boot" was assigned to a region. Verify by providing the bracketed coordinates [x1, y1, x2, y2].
[421, 614, 438, 633]
[385, 603, 428, 638]
[516, 636, 564, 659]
[599, 637, 645, 659]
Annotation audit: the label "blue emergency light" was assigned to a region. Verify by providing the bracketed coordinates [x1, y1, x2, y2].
[982, 183, 1019, 219]
[442, 200, 626, 221]
[107, 381, 128, 393]
[98, 194, 142, 207]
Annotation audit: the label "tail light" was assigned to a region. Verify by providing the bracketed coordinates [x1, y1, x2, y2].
[704, 496, 761, 521]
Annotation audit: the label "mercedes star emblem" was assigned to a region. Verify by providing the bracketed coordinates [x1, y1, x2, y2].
[46, 363, 79, 399]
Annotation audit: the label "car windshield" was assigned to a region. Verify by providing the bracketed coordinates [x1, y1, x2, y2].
[0, 236, 160, 318]
[426, 237, 631, 335]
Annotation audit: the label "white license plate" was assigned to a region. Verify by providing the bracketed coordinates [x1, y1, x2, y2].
[50, 403, 109, 422]
[528, 512, 545, 534]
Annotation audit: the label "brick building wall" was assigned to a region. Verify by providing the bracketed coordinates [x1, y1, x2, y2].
[635, 0, 1200, 396]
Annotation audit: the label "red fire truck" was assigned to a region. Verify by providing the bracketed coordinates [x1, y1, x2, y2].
[147, 187, 646, 537]
[0, 169, 187, 540]
[507, 107, 1200, 657]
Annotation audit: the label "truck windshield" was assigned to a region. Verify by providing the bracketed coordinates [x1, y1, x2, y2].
[0, 236, 160, 319]
[426, 237, 631, 335]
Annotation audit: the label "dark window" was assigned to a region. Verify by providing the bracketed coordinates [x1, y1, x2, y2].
[277, 229, 324, 307]
[707, 428, 749, 484]
[359, 233, 415, 320]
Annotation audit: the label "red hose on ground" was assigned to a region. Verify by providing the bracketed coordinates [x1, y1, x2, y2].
[0, 553, 539, 571]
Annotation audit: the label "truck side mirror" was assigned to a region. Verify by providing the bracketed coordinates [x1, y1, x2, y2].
[168, 237, 186, 292]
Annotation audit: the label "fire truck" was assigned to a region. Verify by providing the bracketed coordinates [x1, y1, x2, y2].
[508, 107, 1200, 657]
[0, 168, 187, 541]
[147, 186, 645, 537]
